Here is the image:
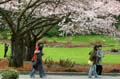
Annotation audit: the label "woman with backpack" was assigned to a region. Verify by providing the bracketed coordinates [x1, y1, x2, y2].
[88, 45, 99, 78]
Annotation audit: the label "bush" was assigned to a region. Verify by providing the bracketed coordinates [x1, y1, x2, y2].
[90, 38, 104, 45]
[44, 57, 56, 67]
[1, 69, 19, 79]
[111, 48, 119, 52]
[59, 59, 75, 67]
[44, 58, 75, 67]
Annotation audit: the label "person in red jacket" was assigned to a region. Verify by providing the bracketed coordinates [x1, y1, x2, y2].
[31, 45, 38, 62]
[30, 44, 38, 78]
[30, 42, 45, 78]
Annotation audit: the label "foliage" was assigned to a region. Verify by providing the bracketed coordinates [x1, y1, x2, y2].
[0, 31, 10, 39]
[1, 0, 120, 37]
[45, 25, 60, 37]
[59, 59, 75, 67]
[1, 69, 19, 79]
[44, 57, 56, 67]
[44, 57, 75, 67]
[58, 0, 120, 36]
[114, 15, 120, 30]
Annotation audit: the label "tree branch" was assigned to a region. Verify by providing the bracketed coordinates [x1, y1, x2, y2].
[36, 13, 71, 40]
[19, 18, 51, 36]
[0, 0, 12, 4]
[0, 8, 16, 34]
[19, 17, 47, 32]
[20, 0, 63, 28]
[36, 25, 54, 40]
[31, 28, 43, 38]
[17, 0, 33, 28]
[35, 18, 63, 40]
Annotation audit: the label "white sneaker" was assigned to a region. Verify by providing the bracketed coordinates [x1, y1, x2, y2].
[99, 76, 102, 78]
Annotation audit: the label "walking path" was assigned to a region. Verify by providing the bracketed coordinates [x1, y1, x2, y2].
[19, 75, 120, 79]
[0, 72, 120, 79]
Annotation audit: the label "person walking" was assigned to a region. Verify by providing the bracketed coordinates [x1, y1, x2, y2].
[88, 45, 99, 78]
[96, 44, 103, 77]
[30, 42, 46, 78]
[30, 44, 38, 78]
[36, 42, 46, 78]
[4, 43, 9, 58]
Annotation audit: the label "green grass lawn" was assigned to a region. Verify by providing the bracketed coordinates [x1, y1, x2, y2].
[0, 35, 120, 64]
[0, 43, 11, 58]
[43, 47, 120, 64]
[0, 44, 4, 58]
[41, 35, 118, 45]
[41, 35, 120, 64]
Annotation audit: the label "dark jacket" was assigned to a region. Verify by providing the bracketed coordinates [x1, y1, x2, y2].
[89, 50, 97, 64]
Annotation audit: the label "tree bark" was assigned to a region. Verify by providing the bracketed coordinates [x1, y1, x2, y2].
[9, 34, 24, 67]
[25, 40, 36, 61]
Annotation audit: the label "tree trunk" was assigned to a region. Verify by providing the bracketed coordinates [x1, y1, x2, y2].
[25, 40, 36, 61]
[24, 33, 37, 61]
[9, 35, 24, 67]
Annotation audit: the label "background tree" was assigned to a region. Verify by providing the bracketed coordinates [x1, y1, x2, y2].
[57, 0, 120, 36]
[0, 0, 67, 67]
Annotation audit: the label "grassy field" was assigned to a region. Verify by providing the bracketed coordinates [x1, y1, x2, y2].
[0, 43, 11, 58]
[43, 47, 120, 64]
[41, 35, 118, 45]
[0, 35, 120, 64]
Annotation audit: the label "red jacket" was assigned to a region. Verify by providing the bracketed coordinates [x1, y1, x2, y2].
[32, 45, 38, 62]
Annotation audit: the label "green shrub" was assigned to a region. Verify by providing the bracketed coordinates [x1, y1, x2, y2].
[59, 59, 75, 67]
[44, 58, 75, 67]
[44, 57, 56, 67]
[1, 69, 19, 79]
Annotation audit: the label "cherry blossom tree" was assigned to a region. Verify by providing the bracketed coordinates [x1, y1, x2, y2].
[57, 0, 120, 36]
[31, 0, 120, 36]
[0, 0, 67, 67]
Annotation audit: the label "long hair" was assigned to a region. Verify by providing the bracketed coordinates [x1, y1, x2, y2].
[89, 45, 98, 61]
[93, 45, 98, 51]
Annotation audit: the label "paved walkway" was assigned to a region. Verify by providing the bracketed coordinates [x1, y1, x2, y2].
[18, 75, 120, 79]
[0, 74, 120, 79]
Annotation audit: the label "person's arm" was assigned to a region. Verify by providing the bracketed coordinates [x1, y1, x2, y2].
[97, 50, 102, 58]
[96, 51, 100, 63]
[32, 53, 37, 62]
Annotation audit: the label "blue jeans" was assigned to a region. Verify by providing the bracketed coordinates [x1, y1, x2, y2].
[30, 62, 36, 77]
[30, 62, 45, 78]
[38, 63, 46, 78]
[88, 64, 98, 78]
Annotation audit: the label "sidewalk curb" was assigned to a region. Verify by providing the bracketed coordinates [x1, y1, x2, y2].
[19, 71, 120, 76]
